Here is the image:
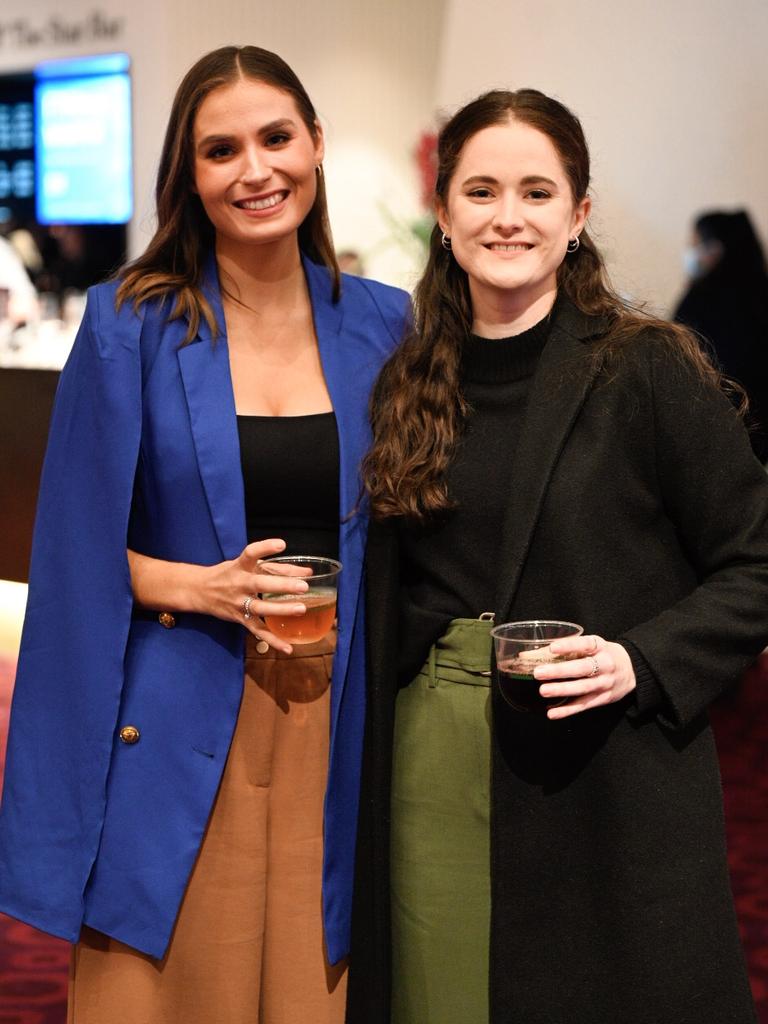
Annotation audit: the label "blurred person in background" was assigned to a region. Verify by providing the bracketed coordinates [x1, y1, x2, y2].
[0, 233, 37, 324]
[0, 211, 43, 279]
[336, 248, 365, 276]
[674, 209, 768, 462]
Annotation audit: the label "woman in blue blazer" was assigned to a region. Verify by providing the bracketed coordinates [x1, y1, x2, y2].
[0, 46, 407, 1023]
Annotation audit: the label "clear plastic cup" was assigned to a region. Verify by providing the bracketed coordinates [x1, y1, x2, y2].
[260, 555, 341, 644]
[490, 619, 583, 712]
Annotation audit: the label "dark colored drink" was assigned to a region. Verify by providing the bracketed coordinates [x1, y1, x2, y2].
[263, 589, 337, 644]
[497, 655, 569, 713]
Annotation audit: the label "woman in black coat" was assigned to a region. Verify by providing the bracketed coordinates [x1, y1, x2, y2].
[674, 209, 768, 462]
[346, 90, 767, 1024]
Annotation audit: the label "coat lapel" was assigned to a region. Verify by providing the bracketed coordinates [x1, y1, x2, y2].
[494, 302, 608, 622]
[177, 255, 247, 560]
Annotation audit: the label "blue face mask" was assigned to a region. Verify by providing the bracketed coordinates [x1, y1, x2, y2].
[683, 246, 705, 279]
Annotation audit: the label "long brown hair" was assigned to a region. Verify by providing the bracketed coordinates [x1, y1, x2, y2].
[362, 88, 728, 523]
[116, 46, 339, 339]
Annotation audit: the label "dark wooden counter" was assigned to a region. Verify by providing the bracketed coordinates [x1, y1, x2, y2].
[0, 368, 59, 583]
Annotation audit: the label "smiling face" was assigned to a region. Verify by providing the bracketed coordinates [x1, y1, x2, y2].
[192, 76, 324, 260]
[437, 117, 590, 330]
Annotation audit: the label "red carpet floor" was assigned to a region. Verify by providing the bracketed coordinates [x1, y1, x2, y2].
[0, 654, 766, 1022]
[711, 654, 768, 1020]
[0, 655, 70, 1024]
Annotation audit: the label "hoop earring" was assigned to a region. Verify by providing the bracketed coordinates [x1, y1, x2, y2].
[566, 237, 580, 253]
[441, 232, 452, 251]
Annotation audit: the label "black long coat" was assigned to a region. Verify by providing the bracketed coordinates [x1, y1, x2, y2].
[347, 303, 767, 1024]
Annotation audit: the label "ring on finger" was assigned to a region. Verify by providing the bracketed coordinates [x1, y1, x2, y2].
[243, 594, 255, 620]
[586, 635, 599, 654]
[588, 656, 599, 678]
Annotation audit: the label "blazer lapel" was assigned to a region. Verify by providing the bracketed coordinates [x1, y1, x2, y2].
[494, 302, 608, 622]
[176, 254, 368, 709]
[303, 258, 367, 724]
[177, 256, 247, 560]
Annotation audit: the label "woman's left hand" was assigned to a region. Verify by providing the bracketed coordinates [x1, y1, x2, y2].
[532, 634, 636, 720]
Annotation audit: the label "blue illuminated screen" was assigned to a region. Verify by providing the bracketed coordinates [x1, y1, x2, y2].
[35, 53, 132, 225]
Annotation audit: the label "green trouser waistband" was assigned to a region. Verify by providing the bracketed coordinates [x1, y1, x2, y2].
[422, 616, 494, 688]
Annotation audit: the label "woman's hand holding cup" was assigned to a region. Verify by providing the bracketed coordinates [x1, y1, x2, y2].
[533, 634, 637, 719]
[199, 538, 310, 654]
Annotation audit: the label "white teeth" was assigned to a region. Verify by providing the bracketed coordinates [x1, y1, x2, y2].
[489, 243, 530, 252]
[238, 193, 285, 210]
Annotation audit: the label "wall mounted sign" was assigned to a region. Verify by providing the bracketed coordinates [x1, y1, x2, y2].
[0, 12, 123, 51]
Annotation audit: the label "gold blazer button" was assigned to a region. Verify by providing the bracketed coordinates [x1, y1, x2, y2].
[158, 612, 176, 629]
[119, 725, 140, 745]
[256, 640, 270, 655]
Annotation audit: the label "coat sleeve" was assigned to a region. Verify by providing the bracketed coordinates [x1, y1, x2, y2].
[620, 336, 768, 728]
[0, 284, 143, 940]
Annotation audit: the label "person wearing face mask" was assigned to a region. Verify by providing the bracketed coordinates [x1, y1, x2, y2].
[674, 209, 768, 462]
[346, 91, 767, 1024]
[0, 46, 408, 1024]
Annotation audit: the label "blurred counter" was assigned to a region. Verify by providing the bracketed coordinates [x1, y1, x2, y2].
[0, 310, 80, 371]
[0, 367, 60, 583]
[0, 305, 83, 581]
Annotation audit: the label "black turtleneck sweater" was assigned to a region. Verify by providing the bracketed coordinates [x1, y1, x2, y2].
[397, 315, 550, 683]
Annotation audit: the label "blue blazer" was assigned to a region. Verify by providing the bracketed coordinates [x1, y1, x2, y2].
[0, 255, 408, 963]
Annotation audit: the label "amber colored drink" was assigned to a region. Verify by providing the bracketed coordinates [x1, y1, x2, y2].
[263, 589, 337, 644]
[497, 655, 570, 713]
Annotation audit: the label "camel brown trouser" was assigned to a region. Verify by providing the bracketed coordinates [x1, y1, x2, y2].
[68, 631, 347, 1024]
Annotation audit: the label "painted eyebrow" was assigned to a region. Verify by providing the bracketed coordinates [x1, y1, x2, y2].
[196, 119, 298, 151]
[460, 174, 560, 189]
[519, 175, 559, 188]
[258, 118, 298, 136]
[461, 175, 499, 188]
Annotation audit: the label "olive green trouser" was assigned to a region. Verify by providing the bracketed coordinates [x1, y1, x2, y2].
[391, 617, 493, 1024]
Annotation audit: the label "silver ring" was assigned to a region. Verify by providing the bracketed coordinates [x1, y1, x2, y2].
[243, 595, 254, 620]
[588, 656, 599, 678]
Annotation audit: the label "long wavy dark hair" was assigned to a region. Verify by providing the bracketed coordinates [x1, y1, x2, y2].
[362, 88, 727, 522]
[116, 46, 339, 340]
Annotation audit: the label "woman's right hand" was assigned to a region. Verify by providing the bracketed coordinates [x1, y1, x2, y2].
[128, 538, 309, 654]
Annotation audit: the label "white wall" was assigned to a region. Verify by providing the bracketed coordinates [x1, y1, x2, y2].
[436, 0, 768, 312]
[163, 0, 445, 287]
[4, 1, 764, 306]
[0, 0, 444, 289]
